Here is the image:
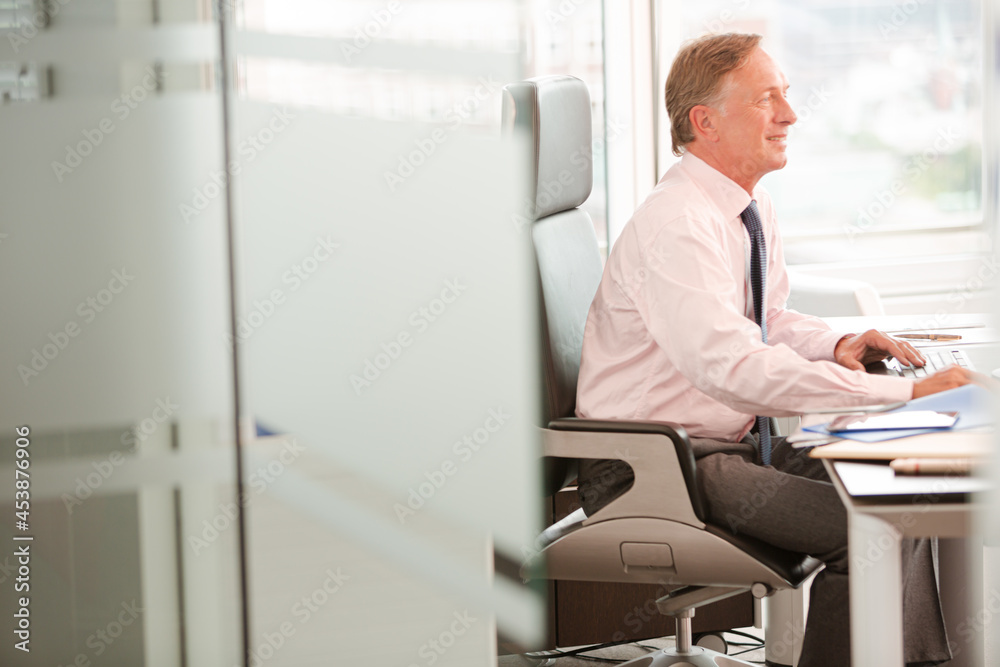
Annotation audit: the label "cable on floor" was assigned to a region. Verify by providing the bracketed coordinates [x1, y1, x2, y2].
[523, 628, 767, 664]
[523, 638, 638, 662]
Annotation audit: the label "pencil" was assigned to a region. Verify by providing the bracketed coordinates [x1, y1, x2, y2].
[891, 458, 979, 475]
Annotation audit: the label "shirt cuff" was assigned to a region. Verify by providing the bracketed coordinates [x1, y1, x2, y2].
[819, 331, 854, 361]
[862, 373, 915, 403]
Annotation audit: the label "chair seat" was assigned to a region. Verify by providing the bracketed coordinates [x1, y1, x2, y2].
[528, 515, 822, 591]
[702, 524, 822, 588]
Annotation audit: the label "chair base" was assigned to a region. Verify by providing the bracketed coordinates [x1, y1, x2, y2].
[619, 646, 756, 667]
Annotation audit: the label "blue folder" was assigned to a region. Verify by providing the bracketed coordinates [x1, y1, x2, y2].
[803, 384, 995, 442]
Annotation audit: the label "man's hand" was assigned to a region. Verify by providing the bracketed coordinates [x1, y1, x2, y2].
[911, 366, 978, 398]
[834, 329, 925, 371]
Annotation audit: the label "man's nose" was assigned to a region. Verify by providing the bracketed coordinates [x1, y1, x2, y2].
[777, 95, 797, 125]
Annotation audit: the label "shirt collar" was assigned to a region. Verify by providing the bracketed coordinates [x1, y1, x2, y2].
[678, 152, 757, 222]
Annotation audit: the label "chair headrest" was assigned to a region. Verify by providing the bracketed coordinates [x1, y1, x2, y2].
[501, 75, 593, 220]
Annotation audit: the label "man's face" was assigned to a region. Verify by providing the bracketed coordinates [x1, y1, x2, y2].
[712, 48, 797, 188]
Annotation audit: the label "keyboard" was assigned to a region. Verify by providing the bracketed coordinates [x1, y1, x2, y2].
[884, 348, 973, 378]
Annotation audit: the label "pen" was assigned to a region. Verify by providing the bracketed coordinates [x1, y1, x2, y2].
[890, 458, 979, 475]
[895, 333, 962, 341]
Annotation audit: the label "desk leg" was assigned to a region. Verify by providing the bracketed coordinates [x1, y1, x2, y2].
[850, 511, 903, 667]
[940, 538, 985, 666]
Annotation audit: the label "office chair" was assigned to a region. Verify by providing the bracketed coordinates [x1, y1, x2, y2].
[501, 75, 824, 667]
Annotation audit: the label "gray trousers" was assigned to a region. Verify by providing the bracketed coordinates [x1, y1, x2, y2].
[695, 435, 952, 666]
[578, 435, 953, 666]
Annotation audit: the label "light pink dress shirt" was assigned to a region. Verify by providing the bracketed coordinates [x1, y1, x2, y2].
[576, 153, 913, 442]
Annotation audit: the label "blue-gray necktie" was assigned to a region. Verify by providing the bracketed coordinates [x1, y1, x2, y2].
[740, 200, 771, 466]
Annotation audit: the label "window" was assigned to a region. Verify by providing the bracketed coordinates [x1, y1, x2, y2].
[525, 0, 608, 251]
[649, 0, 993, 314]
[235, 0, 610, 249]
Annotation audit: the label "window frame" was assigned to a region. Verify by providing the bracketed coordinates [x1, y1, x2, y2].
[603, 0, 997, 315]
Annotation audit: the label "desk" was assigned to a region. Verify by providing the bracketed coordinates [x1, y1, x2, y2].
[812, 314, 995, 667]
[821, 460, 987, 667]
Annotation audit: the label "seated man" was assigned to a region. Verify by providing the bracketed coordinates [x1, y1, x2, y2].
[576, 32, 975, 667]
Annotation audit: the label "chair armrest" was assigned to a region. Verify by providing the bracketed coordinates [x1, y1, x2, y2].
[542, 418, 705, 529]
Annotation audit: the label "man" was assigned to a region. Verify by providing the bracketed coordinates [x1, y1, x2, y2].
[576, 33, 975, 666]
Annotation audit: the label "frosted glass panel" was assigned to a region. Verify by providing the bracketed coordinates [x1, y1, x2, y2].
[233, 1, 546, 661]
[235, 103, 546, 663]
[0, 2, 242, 665]
[1, 1, 545, 665]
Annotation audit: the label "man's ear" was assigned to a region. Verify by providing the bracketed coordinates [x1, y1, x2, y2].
[689, 105, 719, 142]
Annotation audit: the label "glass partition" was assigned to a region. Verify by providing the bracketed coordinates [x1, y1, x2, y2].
[231, 1, 546, 664]
[3, 2, 551, 665]
[0, 1, 242, 665]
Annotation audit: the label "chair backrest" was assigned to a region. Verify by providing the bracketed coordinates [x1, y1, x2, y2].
[501, 75, 603, 423]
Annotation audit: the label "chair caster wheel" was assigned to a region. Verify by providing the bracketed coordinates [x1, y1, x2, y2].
[693, 632, 728, 655]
